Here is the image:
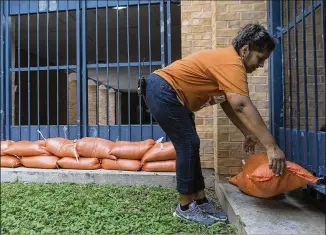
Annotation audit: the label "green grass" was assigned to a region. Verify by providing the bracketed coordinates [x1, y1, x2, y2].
[1, 182, 236, 234]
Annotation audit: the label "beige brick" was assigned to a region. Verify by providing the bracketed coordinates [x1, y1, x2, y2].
[205, 132, 214, 139]
[217, 118, 229, 125]
[192, 11, 212, 19]
[205, 147, 214, 154]
[204, 118, 214, 125]
[201, 161, 214, 169]
[181, 25, 192, 33]
[181, 12, 192, 20]
[227, 4, 253, 12]
[201, 139, 214, 148]
[229, 167, 242, 175]
[227, 20, 241, 28]
[219, 158, 242, 167]
[192, 26, 212, 33]
[254, 84, 268, 92]
[250, 92, 268, 100]
[216, 12, 240, 21]
[193, 40, 211, 47]
[203, 18, 212, 26]
[230, 133, 245, 141]
[218, 133, 230, 141]
[252, 3, 267, 11]
[216, 21, 228, 29]
[216, 28, 239, 37]
[219, 142, 243, 150]
[218, 150, 230, 158]
[229, 150, 247, 159]
[203, 32, 212, 40]
[241, 11, 266, 20]
[217, 166, 229, 175]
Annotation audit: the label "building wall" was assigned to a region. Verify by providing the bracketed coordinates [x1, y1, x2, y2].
[181, 0, 269, 175]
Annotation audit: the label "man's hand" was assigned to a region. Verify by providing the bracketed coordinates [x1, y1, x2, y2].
[266, 146, 286, 176]
[243, 135, 258, 155]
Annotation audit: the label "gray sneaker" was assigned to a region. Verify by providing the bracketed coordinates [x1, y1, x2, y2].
[173, 201, 216, 226]
[197, 199, 228, 221]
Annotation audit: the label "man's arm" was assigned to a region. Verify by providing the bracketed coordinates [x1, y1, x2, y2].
[224, 91, 285, 175]
[220, 100, 250, 136]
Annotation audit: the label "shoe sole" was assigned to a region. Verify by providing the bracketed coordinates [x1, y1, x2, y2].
[207, 214, 228, 222]
[173, 211, 215, 226]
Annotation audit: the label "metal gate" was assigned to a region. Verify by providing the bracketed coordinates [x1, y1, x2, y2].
[0, 0, 180, 142]
[268, 0, 325, 190]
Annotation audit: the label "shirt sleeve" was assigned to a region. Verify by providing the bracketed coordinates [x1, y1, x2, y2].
[206, 64, 249, 97]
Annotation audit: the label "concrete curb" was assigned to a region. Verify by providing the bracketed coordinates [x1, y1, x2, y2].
[215, 180, 325, 235]
[1, 167, 177, 187]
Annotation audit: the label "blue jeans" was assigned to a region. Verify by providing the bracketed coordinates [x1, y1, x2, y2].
[144, 73, 205, 194]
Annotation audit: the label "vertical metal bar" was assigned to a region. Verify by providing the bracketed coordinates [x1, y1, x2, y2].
[82, 0, 88, 137]
[322, 0, 326, 129]
[0, 0, 4, 140]
[66, 0, 69, 138]
[127, 1, 131, 141]
[116, 0, 120, 139]
[280, 0, 287, 156]
[311, 0, 319, 171]
[96, 0, 99, 136]
[286, 0, 293, 159]
[28, 0, 31, 140]
[47, 0, 50, 137]
[294, 0, 300, 164]
[18, 1, 21, 140]
[105, 0, 110, 139]
[76, 0, 81, 139]
[37, 1, 40, 139]
[56, 2, 59, 136]
[138, 0, 142, 140]
[148, 0, 153, 138]
[160, 0, 167, 141]
[160, 0, 165, 68]
[167, 0, 171, 65]
[302, 0, 309, 167]
[270, 0, 283, 144]
[5, 0, 11, 140]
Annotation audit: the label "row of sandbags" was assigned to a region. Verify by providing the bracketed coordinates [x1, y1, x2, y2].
[0, 137, 177, 172]
[0, 155, 176, 172]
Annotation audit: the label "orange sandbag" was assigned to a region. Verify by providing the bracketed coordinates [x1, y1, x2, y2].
[0, 155, 22, 168]
[141, 142, 176, 164]
[57, 157, 101, 170]
[1, 140, 15, 155]
[141, 160, 176, 172]
[229, 153, 318, 199]
[21, 156, 59, 169]
[76, 137, 116, 160]
[110, 139, 155, 160]
[101, 159, 141, 171]
[3, 140, 50, 157]
[45, 138, 79, 159]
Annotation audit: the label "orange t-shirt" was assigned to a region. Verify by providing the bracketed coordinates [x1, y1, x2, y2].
[153, 46, 249, 112]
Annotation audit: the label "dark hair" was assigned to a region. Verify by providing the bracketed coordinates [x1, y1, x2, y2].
[232, 23, 276, 54]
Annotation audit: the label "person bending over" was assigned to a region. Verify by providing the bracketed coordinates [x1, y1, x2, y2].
[144, 23, 286, 225]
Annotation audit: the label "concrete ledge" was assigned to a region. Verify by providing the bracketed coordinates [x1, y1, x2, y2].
[1, 167, 215, 189]
[216, 179, 325, 235]
[1, 167, 177, 187]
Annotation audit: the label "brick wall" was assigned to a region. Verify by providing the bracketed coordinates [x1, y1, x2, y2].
[181, 0, 269, 174]
[181, 0, 215, 169]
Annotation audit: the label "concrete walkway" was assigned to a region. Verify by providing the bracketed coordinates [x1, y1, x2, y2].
[0, 167, 215, 189]
[216, 177, 325, 235]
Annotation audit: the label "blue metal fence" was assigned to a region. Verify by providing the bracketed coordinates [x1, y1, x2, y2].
[1, 0, 180, 142]
[269, 0, 325, 190]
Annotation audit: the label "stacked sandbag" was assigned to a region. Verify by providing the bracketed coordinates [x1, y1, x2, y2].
[2, 140, 59, 169]
[1, 141, 22, 168]
[102, 139, 156, 171]
[45, 138, 79, 160]
[229, 153, 318, 199]
[101, 159, 141, 171]
[141, 142, 176, 172]
[57, 157, 101, 170]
